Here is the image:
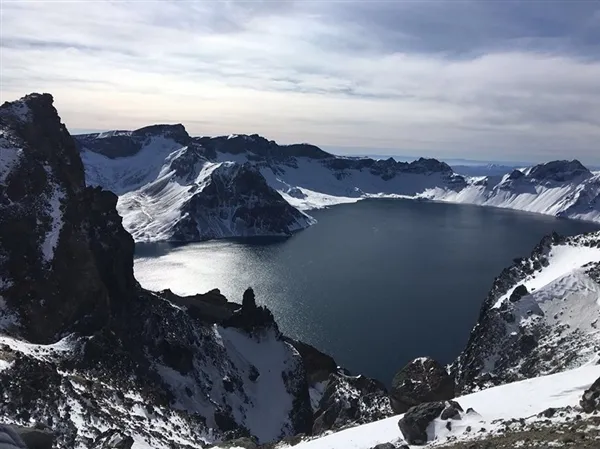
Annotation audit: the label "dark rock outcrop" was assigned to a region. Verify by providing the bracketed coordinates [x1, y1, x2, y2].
[527, 160, 591, 183]
[75, 124, 190, 159]
[312, 373, 393, 434]
[390, 357, 455, 413]
[91, 430, 133, 449]
[397, 402, 446, 445]
[398, 400, 464, 445]
[170, 161, 313, 242]
[581, 377, 600, 413]
[509, 284, 529, 302]
[285, 339, 338, 385]
[0, 93, 136, 343]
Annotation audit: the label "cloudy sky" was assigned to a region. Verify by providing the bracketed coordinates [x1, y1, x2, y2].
[2, 0, 600, 163]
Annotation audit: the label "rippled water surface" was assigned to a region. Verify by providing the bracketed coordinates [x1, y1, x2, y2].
[135, 199, 600, 384]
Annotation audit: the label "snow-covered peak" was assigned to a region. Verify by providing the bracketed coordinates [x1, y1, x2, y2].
[76, 123, 191, 159]
[525, 159, 592, 183]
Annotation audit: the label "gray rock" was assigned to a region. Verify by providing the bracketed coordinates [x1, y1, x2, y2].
[509, 284, 529, 302]
[440, 400, 463, 420]
[390, 357, 454, 413]
[581, 376, 600, 413]
[397, 401, 446, 445]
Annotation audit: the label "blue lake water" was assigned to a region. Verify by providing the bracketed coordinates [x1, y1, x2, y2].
[134, 199, 600, 385]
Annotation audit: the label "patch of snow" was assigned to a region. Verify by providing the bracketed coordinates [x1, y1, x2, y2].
[493, 244, 600, 308]
[217, 326, 297, 443]
[41, 170, 66, 262]
[309, 381, 328, 412]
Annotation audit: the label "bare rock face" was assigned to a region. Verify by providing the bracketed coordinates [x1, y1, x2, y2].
[0, 93, 136, 343]
[581, 376, 600, 413]
[312, 373, 394, 434]
[397, 400, 464, 445]
[390, 357, 455, 414]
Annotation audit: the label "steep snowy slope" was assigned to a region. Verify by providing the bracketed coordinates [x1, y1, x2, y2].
[80, 128, 600, 239]
[77, 129, 313, 242]
[273, 362, 600, 449]
[196, 134, 600, 223]
[425, 160, 600, 222]
[453, 230, 600, 393]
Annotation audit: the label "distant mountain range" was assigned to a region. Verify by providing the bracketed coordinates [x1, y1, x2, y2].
[76, 127, 600, 242]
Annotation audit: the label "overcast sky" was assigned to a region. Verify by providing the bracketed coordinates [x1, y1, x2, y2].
[2, 0, 600, 163]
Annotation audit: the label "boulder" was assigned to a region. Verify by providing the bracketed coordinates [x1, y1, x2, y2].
[397, 401, 446, 445]
[581, 376, 600, 413]
[390, 357, 455, 413]
[509, 284, 529, 302]
[440, 400, 463, 420]
[0, 425, 27, 449]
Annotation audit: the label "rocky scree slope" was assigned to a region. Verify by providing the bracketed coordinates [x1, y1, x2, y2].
[77, 127, 313, 242]
[0, 94, 391, 448]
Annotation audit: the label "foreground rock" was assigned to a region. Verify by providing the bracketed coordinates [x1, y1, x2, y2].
[397, 400, 464, 445]
[390, 357, 455, 413]
[581, 376, 600, 413]
[313, 373, 394, 434]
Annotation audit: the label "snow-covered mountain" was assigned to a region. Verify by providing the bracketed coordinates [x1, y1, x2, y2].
[0, 94, 392, 448]
[79, 128, 600, 243]
[77, 128, 313, 242]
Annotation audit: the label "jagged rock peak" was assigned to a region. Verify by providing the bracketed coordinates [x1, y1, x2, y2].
[0, 92, 135, 343]
[526, 159, 592, 182]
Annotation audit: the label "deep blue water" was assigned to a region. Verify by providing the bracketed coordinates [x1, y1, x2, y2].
[134, 199, 600, 385]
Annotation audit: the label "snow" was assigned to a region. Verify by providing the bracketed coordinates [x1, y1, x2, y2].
[309, 381, 328, 411]
[282, 364, 600, 449]
[81, 135, 189, 195]
[41, 171, 66, 262]
[217, 326, 298, 443]
[493, 244, 600, 308]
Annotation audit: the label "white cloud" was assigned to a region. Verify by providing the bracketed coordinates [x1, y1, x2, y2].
[1, 1, 599, 163]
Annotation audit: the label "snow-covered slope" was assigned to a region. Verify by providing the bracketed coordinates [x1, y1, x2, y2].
[275, 362, 600, 449]
[77, 129, 313, 242]
[80, 128, 600, 240]
[425, 161, 600, 222]
[453, 230, 600, 393]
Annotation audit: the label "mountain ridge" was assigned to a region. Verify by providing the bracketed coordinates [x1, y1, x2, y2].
[77, 124, 600, 243]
